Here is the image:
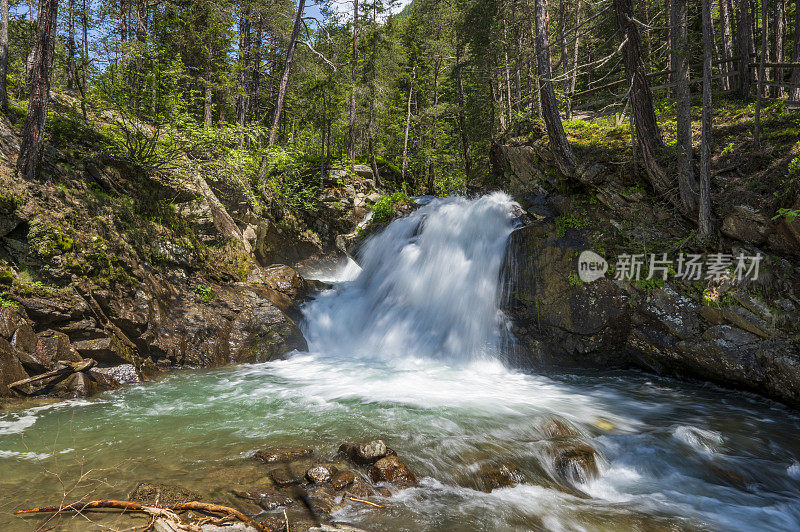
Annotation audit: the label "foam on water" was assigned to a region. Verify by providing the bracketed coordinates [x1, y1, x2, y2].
[2, 194, 800, 531]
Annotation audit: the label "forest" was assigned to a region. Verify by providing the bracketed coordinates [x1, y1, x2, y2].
[2, 0, 798, 227]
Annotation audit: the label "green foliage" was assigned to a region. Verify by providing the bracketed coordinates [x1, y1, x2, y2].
[195, 283, 214, 302]
[0, 269, 13, 285]
[0, 293, 18, 308]
[372, 192, 411, 224]
[261, 147, 321, 213]
[788, 156, 800, 179]
[773, 208, 800, 223]
[27, 219, 76, 258]
[555, 209, 591, 237]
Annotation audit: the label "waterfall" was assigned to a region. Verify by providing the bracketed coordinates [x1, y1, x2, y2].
[302, 192, 522, 362]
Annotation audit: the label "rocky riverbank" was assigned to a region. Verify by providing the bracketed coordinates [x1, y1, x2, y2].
[490, 139, 800, 408]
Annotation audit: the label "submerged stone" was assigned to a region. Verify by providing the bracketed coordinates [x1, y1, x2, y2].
[370, 456, 417, 487]
[255, 447, 313, 464]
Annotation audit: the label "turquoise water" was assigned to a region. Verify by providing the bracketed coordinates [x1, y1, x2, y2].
[2, 195, 800, 531]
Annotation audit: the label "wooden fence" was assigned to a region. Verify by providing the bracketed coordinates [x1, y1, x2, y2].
[571, 55, 800, 115]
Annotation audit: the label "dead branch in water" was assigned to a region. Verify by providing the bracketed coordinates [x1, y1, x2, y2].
[16, 499, 268, 531]
[343, 496, 386, 508]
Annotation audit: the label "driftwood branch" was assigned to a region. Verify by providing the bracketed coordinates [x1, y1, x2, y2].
[9, 359, 96, 393]
[16, 499, 268, 532]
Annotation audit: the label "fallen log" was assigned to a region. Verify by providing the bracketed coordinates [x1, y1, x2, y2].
[8, 359, 96, 394]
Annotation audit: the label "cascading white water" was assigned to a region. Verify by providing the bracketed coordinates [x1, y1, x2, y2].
[303, 192, 520, 362]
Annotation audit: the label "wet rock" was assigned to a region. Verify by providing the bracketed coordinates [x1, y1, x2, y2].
[129, 482, 202, 506]
[476, 461, 523, 492]
[45, 371, 103, 398]
[270, 467, 305, 487]
[550, 443, 599, 484]
[540, 417, 579, 439]
[330, 470, 355, 491]
[0, 306, 29, 339]
[255, 447, 314, 464]
[306, 464, 338, 484]
[339, 440, 392, 465]
[90, 364, 140, 386]
[305, 484, 341, 515]
[370, 456, 417, 487]
[0, 337, 29, 396]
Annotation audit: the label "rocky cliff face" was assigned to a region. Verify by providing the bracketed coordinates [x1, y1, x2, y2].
[502, 192, 800, 408]
[0, 111, 377, 402]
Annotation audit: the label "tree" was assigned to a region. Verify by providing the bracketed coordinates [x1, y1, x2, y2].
[348, 0, 360, 164]
[672, 0, 698, 215]
[0, 0, 7, 111]
[719, 0, 734, 90]
[791, 0, 800, 100]
[269, 0, 306, 147]
[754, 0, 767, 146]
[17, 0, 60, 180]
[534, 0, 575, 177]
[614, 0, 678, 211]
[699, 0, 714, 240]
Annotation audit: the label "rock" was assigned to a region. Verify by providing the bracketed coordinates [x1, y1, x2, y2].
[255, 447, 314, 464]
[476, 461, 523, 492]
[339, 440, 391, 465]
[0, 337, 29, 396]
[540, 417, 579, 439]
[330, 470, 355, 491]
[71, 336, 131, 365]
[305, 484, 341, 514]
[270, 468, 305, 487]
[306, 464, 338, 484]
[129, 482, 202, 506]
[45, 371, 103, 398]
[549, 443, 599, 485]
[260, 265, 309, 300]
[352, 165, 374, 179]
[721, 205, 772, 244]
[0, 306, 28, 339]
[90, 364, 140, 386]
[34, 330, 83, 368]
[369, 456, 417, 487]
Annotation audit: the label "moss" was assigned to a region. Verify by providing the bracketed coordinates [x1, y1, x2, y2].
[0, 269, 13, 285]
[27, 218, 77, 258]
[0, 193, 23, 213]
[0, 293, 19, 308]
[555, 209, 591, 237]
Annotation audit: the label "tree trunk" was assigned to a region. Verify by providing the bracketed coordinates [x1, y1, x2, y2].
[249, 14, 263, 125]
[792, 0, 800, 100]
[699, 0, 714, 240]
[401, 67, 415, 187]
[735, 0, 754, 96]
[0, 0, 8, 111]
[754, 0, 767, 146]
[672, 0, 698, 215]
[428, 54, 441, 194]
[456, 46, 471, 180]
[503, 17, 514, 129]
[268, 0, 304, 147]
[535, 0, 575, 177]
[720, 0, 734, 90]
[614, 0, 681, 211]
[204, 82, 212, 127]
[772, 0, 786, 97]
[16, 0, 59, 180]
[67, 0, 75, 91]
[566, 0, 583, 120]
[348, 0, 359, 165]
[236, 4, 251, 138]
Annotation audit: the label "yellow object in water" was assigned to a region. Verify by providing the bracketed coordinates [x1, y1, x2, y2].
[595, 419, 614, 431]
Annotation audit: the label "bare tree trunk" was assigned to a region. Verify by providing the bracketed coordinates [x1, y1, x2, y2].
[720, 0, 734, 90]
[236, 4, 251, 139]
[755, 0, 767, 146]
[614, 0, 681, 211]
[456, 45, 471, 180]
[269, 0, 305, 147]
[16, 0, 59, 180]
[401, 67, 415, 187]
[535, 0, 576, 177]
[664, 0, 672, 80]
[735, 0, 755, 97]
[204, 82, 212, 127]
[792, 0, 800, 100]
[67, 0, 75, 90]
[699, 0, 714, 240]
[249, 14, 263, 126]
[348, 0, 359, 165]
[672, 0, 698, 214]
[566, 0, 583, 120]
[772, 0, 786, 97]
[427, 54, 441, 194]
[0, 0, 8, 111]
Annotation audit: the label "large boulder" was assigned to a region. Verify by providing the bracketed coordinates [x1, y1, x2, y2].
[370, 456, 417, 487]
[721, 205, 772, 244]
[0, 337, 29, 397]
